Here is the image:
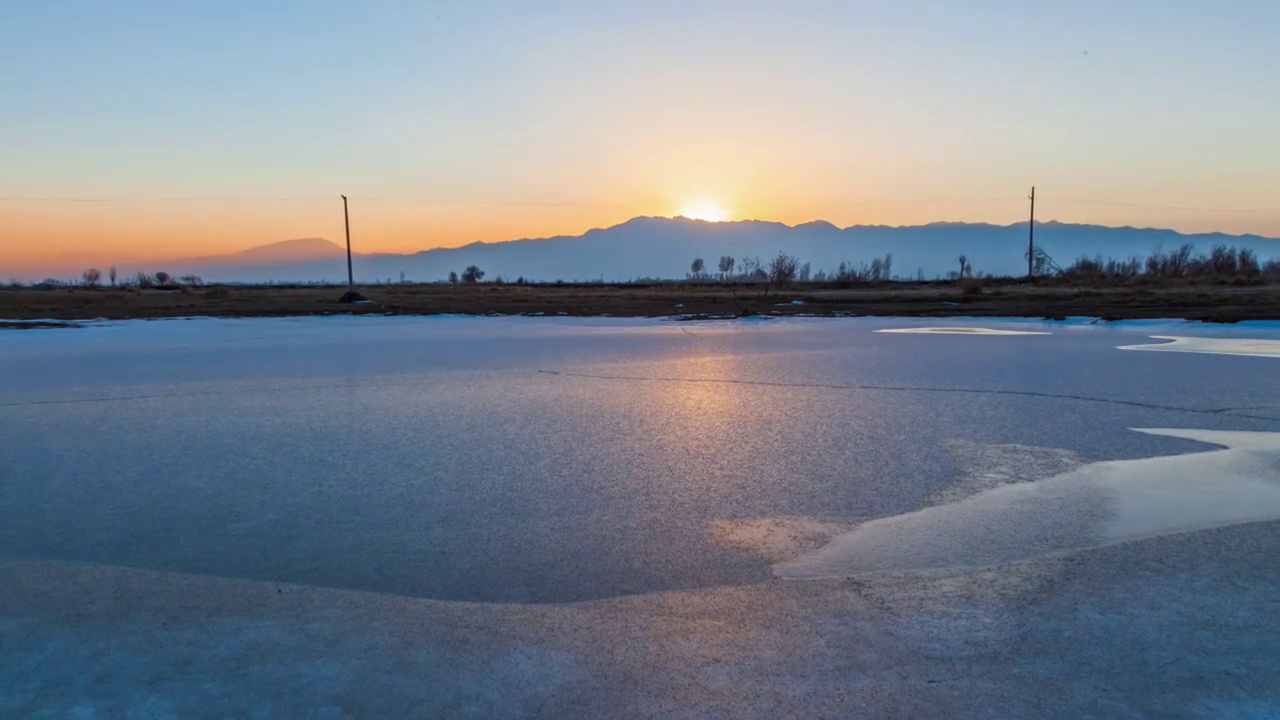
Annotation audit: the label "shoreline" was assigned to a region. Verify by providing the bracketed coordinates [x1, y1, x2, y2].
[3, 281, 1279, 326]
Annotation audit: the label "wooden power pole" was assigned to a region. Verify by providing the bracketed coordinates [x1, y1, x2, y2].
[342, 194, 354, 294]
[1027, 186, 1036, 278]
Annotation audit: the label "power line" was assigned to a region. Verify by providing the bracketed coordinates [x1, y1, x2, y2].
[0, 195, 380, 203]
[0, 195, 625, 206]
[794, 197, 1023, 207]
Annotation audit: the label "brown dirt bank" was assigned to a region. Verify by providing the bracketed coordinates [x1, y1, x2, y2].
[2, 280, 1279, 324]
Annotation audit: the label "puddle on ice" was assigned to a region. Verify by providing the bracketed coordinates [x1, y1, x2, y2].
[875, 327, 1050, 335]
[1118, 335, 1280, 358]
[775, 429, 1280, 579]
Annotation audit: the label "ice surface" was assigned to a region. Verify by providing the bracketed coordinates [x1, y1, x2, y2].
[4, 316, 1280, 716]
[710, 516, 856, 563]
[7, 523, 1280, 718]
[1119, 335, 1280, 358]
[775, 429, 1280, 579]
[932, 439, 1085, 503]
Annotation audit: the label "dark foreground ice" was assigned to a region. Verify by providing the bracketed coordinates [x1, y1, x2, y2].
[2, 316, 1279, 717]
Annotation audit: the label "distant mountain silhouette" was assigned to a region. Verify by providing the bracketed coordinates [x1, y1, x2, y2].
[177, 237, 350, 265]
[155, 218, 1280, 283]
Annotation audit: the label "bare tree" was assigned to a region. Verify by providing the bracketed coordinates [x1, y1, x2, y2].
[798, 262, 811, 282]
[882, 254, 893, 280]
[767, 253, 800, 284]
[690, 258, 705, 279]
[461, 265, 485, 283]
[108, 266, 117, 286]
[718, 255, 735, 279]
[739, 257, 761, 280]
[155, 271, 171, 286]
[136, 272, 155, 288]
[81, 268, 102, 287]
[448, 271, 459, 284]
[179, 274, 204, 287]
[957, 255, 969, 278]
[1208, 244, 1238, 275]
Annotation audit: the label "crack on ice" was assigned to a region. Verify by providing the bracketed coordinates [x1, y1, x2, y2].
[536, 370, 1278, 420]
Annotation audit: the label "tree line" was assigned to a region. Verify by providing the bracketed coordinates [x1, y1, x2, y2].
[44, 267, 206, 289]
[14, 242, 1275, 290]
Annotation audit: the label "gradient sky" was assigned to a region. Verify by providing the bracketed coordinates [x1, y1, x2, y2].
[3, 0, 1278, 274]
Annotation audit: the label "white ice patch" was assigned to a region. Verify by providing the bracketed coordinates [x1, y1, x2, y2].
[875, 327, 1050, 336]
[775, 429, 1280, 579]
[1118, 335, 1280, 358]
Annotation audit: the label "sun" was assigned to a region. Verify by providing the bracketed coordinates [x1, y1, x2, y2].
[677, 201, 729, 222]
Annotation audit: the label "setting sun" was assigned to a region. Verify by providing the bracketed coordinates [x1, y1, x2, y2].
[677, 201, 730, 223]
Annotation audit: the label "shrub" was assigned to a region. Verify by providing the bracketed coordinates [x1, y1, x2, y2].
[1063, 255, 1105, 279]
[204, 286, 231, 299]
[1145, 244, 1194, 277]
[834, 261, 873, 284]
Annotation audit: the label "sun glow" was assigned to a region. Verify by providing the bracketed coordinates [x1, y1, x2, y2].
[677, 201, 729, 222]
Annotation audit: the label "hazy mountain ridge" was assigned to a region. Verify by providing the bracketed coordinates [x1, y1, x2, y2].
[138, 218, 1280, 284]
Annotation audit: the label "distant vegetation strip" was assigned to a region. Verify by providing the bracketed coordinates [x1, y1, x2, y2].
[11, 241, 1280, 292]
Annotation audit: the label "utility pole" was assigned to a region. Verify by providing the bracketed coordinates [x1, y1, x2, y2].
[1027, 186, 1036, 279]
[342, 194, 354, 294]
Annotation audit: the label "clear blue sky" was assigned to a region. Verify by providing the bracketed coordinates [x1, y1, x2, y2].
[3, 0, 1278, 268]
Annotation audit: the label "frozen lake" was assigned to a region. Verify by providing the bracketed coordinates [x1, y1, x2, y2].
[3, 315, 1280, 717]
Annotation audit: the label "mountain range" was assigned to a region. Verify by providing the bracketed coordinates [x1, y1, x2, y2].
[141, 217, 1280, 284]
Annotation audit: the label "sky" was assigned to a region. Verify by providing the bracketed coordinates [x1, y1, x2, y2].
[3, 0, 1278, 274]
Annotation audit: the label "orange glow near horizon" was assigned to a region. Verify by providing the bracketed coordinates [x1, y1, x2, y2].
[5, 192, 1280, 278]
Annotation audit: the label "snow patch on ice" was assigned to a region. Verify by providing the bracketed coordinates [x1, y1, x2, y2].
[775, 429, 1280, 579]
[876, 327, 1051, 336]
[1118, 335, 1280, 358]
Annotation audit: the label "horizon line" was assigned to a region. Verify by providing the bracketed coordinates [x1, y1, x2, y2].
[10, 215, 1280, 278]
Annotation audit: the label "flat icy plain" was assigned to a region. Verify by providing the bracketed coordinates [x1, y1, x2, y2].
[3, 316, 1278, 718]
